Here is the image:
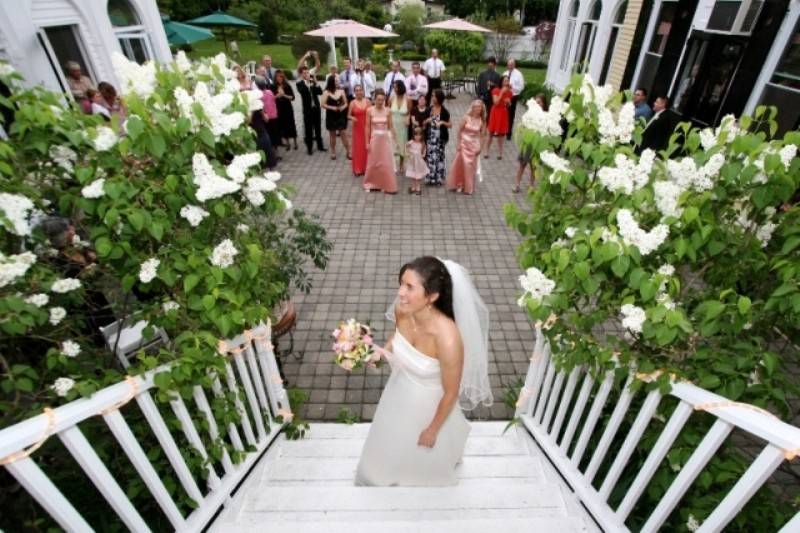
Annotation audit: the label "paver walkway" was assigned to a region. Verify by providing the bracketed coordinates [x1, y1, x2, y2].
[276, 92, 535, 421]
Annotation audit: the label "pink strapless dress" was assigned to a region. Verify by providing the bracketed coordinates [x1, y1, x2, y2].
[363, 109, 397, 194]
[447, 117, 482, 194]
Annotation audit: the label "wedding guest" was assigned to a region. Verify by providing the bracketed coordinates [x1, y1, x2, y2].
[363, 88, 397, 194]
[423, 49, 445, 100]
[339, 57, 356, 101]
[348, 84, 371, 177]
[390, 80, 411, 175]
[296, 65, 325, 155]
[485, 75, 512, 159]
[423, 89, 451, 186]
[351, 59, 366, 97]
[502, 59, 525, 141]
[254, 65, 267, 86]
[261, 54, 278, 87]
[640, 95, 672, 152]
[65, 61, 94, 112]
[633, 87, 653, 121]
[326, 65, 339, 84]
[477, 57, 501, 111]
[405, 62, 428, 106]
[257, 78, 282, 150]
[410, 94, 430, 140]
[274, 70, 299, 150]
[405, 127, 429, 195]
[322, 75, 350, 160]
[86, 89, 110, 121]
[296, 50, 321, 78]
[234, 65, 253, 91]
[513, 93, 546, 193]
[447, 99, 486, 195]
[363, 61, 377, 100]
[249, 83, 278, 169]
[383, 61, 406, 98]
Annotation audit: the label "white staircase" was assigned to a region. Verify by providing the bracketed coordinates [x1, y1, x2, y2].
[210, 421, 598, 532]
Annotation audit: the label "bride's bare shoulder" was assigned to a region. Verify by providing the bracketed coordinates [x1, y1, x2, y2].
[433, 316, 462, 352]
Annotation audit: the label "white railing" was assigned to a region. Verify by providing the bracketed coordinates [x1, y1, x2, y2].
[0, 321, 291, 532]
[516, 326, 800, 532]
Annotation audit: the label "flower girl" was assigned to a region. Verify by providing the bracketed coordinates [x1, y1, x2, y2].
[405, 127, 429, 195]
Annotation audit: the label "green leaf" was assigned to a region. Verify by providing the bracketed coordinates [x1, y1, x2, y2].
[95, 237, 112, 257]
[147, 134, 166, 158]
[574, 261, 590, 281]
[610, 255, 629, 278]
[202, 294, 215, 311]
[184, 274, 200, 292]
[128, 211, 145, 231]
[737, 296, 751, 315]
[683, 206, 699, 223]
[762, 352, 778, 376]
[704, 300, 726, 320]
[698, 375, 721, 389]
[126, 116, 144, 140]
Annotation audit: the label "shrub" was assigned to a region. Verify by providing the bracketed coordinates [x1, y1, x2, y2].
[424, 30, 485, 74]
[258, 9, 279, 44]
[508, 74, 799, 530]
[290, 35, 331, 61]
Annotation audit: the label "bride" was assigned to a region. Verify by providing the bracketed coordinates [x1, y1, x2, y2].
[355, 256, 493, 486]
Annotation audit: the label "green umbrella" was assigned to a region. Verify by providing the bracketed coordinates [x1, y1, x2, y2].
[163, 20, 215, 46]
[186, 10, 257, 54]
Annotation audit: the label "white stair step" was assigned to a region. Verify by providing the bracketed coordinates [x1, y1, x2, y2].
[277, 435, 528, 458]
[212, 516, 589, 533]
[307, 421, 515, 439]
[257, 455, 545, 483]
[239, 483, 567, 513]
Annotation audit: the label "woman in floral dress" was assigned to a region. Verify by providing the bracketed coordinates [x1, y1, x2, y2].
[423, 89, 451, 186]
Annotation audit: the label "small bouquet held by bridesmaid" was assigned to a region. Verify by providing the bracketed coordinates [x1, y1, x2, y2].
[332, 319, 383, 371]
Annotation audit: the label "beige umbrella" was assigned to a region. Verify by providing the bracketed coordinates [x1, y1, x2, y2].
[305, 20, 398, 64]
[422, 18, 492, 33]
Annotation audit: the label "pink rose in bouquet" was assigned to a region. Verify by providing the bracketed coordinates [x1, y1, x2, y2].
[332, 319, 383, 371]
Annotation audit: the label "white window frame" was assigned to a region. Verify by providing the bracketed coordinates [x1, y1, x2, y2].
[36, 22, 97, 100]
[560, 0, 581, 72]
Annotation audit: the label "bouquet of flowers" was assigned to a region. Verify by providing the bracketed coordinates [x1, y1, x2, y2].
[332, 319, 382, 371]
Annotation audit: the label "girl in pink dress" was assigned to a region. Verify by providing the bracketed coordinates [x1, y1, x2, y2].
[405, 127, 429, 195]
[447, 100, 487, 195]
[363, 89, 398, 194]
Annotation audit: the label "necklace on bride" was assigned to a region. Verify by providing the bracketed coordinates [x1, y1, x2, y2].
[411, 305, 432, 333]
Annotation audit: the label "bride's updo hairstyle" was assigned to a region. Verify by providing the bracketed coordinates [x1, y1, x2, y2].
[399, 256, 454, 320]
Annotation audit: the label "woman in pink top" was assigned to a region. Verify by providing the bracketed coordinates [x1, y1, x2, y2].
[257, 78, 283, 149]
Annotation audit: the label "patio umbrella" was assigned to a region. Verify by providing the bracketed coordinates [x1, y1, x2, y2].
[186, 10, 257, 54]
[163, 19, 215, 46]
[422, 18, 492, 33]
[305, 20, 398, 63]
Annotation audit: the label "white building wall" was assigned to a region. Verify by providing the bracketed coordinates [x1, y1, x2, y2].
[0, 0, 170, 94]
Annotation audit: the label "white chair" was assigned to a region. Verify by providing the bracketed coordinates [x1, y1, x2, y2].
[100, 318, 169, 368]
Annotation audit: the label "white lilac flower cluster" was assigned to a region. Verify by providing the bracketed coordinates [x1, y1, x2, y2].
[0, 62, 16, 77]
[699, 114, 739, 151]
[277, 191, 293, 210]
[81, 178, 106, 199]
[0, 192, 35, 236]
[51, 377, 75, 397]
[653, 180, 685, 219]
[24, 293, 49, 307]
[139, 258, 160, 283]
[655, 264, 677, 309]
[597, 149, 655, 195]
[210, 239, 238, 268]
[163, 300, 180, 313]
[61, 340, 81, 358]
[520, 95, 565, 137]
[579, 75, 613, 108]
[92, 127, 118, 152]
[666, 154, 725, 192]
[112, 52, 157, 99]
[226, 152, 263, 183]
[732, 200, 778, 248]
[49, 307, 66, 325]
[236, 223, 250, 233]
[616, 209, 669, 256]
[620, 303, 646, 334]
[192, 153, 241, 202]
[174, 82, 247, 138]
[174, 51, 193, 74]
[540, 151, 571, 183]
[598, 102, 635, 146]
[517, 267, 556, 307]
[51, 278, 81, 293]
[686, 514, 700, 532]
[49, 145, 77, 172]
[245, 172, 281, 206]
[180, 205, 210, 227]
[752, 143, 797, 184]
[0, 252, 36, 288]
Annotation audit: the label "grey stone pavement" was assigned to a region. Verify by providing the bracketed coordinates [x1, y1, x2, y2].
[275, 92, 536, 422]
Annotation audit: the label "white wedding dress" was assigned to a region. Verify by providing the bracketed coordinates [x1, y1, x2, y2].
[354, 330, 471, 486]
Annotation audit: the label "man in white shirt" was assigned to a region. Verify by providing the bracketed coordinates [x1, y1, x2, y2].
[502, 59, 525, 140]
[339, 57, 356, 101]
[383, 61, 406, 98]
[362, 60, 377, 99]
[404, 62, 428, 105]
[422, 49, 445, 99]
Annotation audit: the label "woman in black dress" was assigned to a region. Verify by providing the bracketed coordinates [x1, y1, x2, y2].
[321, 75, 350, 160]
[273, 70, 298, 150]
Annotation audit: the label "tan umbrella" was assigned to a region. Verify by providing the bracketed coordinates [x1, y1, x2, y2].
[422, 18, 492, 33]
[305, 20, 398, 64]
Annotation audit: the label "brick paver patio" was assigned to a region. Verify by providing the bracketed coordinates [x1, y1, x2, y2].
[276, 93, 535, 421]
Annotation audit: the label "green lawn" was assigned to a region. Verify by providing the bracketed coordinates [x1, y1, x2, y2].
[185, 39, 546, 87]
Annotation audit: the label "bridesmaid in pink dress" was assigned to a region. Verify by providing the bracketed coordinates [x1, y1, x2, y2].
[447, 100, 487, 195]
[348, 84, 371, 177]
[363, 88, 397, 194]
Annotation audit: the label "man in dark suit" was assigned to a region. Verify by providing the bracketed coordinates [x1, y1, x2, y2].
[477, 57, 501, 111]
[295, 66, 326, 155]
[640, 96, 672, 153]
